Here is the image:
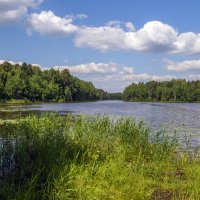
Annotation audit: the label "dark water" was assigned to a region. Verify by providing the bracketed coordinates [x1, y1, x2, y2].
[1, 101, 200, 146]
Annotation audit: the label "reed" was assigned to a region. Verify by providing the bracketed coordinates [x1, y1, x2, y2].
[1, 114, 200, 199]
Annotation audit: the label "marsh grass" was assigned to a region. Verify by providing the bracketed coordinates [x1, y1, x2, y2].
[1, 99, 31, 104]
[1, 114, 200, 199]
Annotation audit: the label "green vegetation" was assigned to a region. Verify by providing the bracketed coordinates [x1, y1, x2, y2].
[106, 92, 123, 100]
[2, 99, 32, 104]
[0, 61, 121, 102]
[1, 114, 200, 199]
[123, 79, 200, 102]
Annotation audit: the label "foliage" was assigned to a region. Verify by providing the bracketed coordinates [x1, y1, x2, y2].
[0, 62, 120, 102]
[1, 114, 200, 199]
[123, 79, 200, 102]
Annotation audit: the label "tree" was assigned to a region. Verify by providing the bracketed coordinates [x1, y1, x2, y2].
[6, 74, 27, 99]
[0, 61, 119, 102]
[123, 79, 200, 102]
[42, 82, 59, 101]
[64, 86, 72, 102]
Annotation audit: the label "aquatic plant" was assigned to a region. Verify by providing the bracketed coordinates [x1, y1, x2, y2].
[0, 114, 200, 199]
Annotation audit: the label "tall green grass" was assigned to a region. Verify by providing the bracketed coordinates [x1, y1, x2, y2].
[1, 114, 200, 199]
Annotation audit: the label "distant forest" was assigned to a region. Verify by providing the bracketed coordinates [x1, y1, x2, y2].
[0, 62, 122, 102]
[2, 61, 200, 103]
[123, 80, 200, 102]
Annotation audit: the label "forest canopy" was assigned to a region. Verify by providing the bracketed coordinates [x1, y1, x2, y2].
[123, 80, 200, 102]
[0, 61, 121, 102]
[4, 61, 200, 103]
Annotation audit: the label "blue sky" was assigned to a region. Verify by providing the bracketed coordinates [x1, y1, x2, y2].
[1, 0, 200, 92]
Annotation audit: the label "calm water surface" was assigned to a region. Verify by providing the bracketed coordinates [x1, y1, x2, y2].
[1, 101, 200, 146]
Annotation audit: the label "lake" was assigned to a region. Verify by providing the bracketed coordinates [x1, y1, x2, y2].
[1, 100, 200, 147]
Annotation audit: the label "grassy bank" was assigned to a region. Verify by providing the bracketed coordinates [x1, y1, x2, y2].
[1, 114, 200, 199]
[0, 99, 32, 104]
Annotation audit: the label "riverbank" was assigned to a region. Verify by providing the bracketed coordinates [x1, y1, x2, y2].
[0, 99, 32, 104]
[1, 114, 200, 199]
[4, 99, 200, 104]
[0, 99, 97, 104]
[0, 99, 118, 105]
[124, 99, 200, 103]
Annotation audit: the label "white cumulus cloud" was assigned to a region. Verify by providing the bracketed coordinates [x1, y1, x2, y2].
[75, 26, 127, 51]
[122, 67, 134, 74]
[0, 59, 23, 65]
[12, 7, 200, 55]
[0, 0, 43, 24]
[173, 32, 200, 54]
[189, 74, 200, 79]
[2, 3, 200, 56]
[27, 10, 79, 35]
[125, 22, 135, 31]
[102, 73, 175, 82]
[166, 59, 200, 71]
[0, 59, 41, 67]
[75, 21, 177, 52]
[54, 62, 123, 74]
[74, 20, 200, 54]
[53, 62, 176, 83]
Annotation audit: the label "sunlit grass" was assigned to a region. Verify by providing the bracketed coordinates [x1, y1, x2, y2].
[1, 114, 200, 199]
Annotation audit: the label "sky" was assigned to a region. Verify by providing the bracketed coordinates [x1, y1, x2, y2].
[1, 0, 200, 92]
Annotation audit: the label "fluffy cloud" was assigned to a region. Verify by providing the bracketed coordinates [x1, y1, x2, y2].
[27, 10, 79, 35]
[125, 22, 135, 31]
[2, 2, 200, 55]
[53, 61, 176, 85]
[105, 21, 135, 31]
[0, 59, 41, 67]
[0, 59, 23, 65]
[0, 0, 43, 24]
[75, 26, 127, 51]
[173, 32, 200, 54]
[166, 59, 200, 71]
[54, 62, 128, 74]
[4, 3, 199, 55]
[122, 67, 134, 74]
[90, 66, 178, 92]
[102, 73, 175, 82]
[189, 74, 200, 79]
[75, 21, 177, 52]
[74, 20, 200, 54]
[105, 21, 122, 28]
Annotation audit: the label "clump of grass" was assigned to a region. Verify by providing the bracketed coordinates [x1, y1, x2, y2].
[3, 99, 31, 104]
[1, 114, 200, 199]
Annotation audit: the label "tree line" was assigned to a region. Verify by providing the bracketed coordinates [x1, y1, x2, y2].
[0, 62, 121, 102]
[123, 79, 200, 102]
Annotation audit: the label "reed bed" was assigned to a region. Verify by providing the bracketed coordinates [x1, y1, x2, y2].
[1, 114, 200, 199]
